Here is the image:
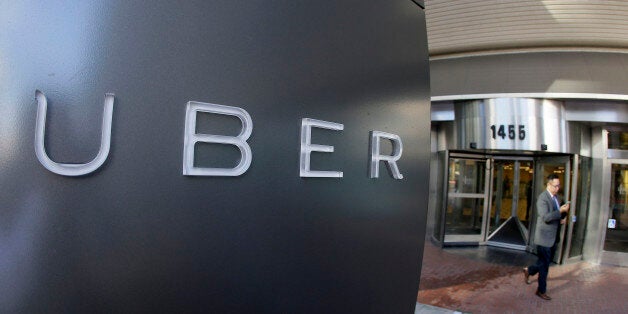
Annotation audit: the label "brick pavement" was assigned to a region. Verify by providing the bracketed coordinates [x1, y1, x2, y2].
[417, 241, 628, 313]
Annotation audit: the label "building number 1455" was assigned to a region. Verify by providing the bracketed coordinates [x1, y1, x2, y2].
[490, 124, 526, 140]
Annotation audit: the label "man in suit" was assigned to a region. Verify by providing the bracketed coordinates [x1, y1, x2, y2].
[523, 174, 569, 300]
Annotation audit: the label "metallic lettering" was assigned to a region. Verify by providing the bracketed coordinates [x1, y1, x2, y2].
[182, 101, 253, 176]
[34, 90, 114, 176]
[369, 130, 403, 179]
[299, 118, 344, 178]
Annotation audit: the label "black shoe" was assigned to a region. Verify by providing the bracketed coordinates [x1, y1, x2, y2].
[536, 291, 551, 300]
[523, 267, 531, 284]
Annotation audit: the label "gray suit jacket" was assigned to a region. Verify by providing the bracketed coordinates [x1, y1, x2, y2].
[533, 190, 563, 247]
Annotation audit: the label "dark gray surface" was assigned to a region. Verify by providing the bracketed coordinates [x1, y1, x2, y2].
[0, 1, 430, 313]
[431, 51, 628, 97]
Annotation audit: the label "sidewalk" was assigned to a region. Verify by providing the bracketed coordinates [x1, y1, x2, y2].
[416, 241, 628, 313]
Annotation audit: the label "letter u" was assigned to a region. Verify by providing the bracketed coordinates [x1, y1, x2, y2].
[34, 90, 114, 176]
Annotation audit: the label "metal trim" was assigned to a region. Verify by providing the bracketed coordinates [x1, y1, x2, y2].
[608, 149, 628, 160]
[438, 150, 450, 244]
[444, 234, 482, 243]
[492, 156, 534, 161]
[516, 218, 529, 244]
[486, 216, 515, 241]
[481, 159, 494, 242]
[486, 240, 527, 251]
[430, 47, 628, 61]
[432, 93, 628, 102]
[410, 0, 425, 9]
[511, 161, 520, 218]
[448, 193, 484, 198]
[448, 152, 488, 159]
[563, 154, 580, 261]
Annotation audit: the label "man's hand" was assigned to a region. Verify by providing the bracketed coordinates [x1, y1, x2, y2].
[560, 218, 567, 225]
[560, 203, 570, 213]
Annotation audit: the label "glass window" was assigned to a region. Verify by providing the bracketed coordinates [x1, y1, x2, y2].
[445, 197, 484, 235]
[608, 131, 628, 150]
[569, 157, 591, 258]
[605, 164, 628, 253]
[517, 161, 534, 230]
[447, 158, 485, 194]
[443, 157, 486, 240]
[489, 161, 515, 233]
[433, 151, 447, 242]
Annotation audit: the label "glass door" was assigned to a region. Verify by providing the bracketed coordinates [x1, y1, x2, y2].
[605, 162, 628, 253]
[486, 158, 534, 250]
[563, 155, 591, 262]
[531, 156, 571, 262]
[443, 156, 489, 244]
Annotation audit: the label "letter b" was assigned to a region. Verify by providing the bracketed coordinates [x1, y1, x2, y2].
[182, 101, 252, 176]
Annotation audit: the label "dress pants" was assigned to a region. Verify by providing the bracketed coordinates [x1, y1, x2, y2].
[527, 245, 556, 294]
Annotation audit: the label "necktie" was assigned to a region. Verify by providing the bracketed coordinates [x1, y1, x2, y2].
[552, 195, 560, 211]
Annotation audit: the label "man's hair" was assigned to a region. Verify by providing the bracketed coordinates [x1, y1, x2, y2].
[547, 174, 560, 182]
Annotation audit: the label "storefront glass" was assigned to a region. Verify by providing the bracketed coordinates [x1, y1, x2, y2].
[489, 161, 514, 234]
[444, 158, 486, 237]
[608, 131, 628, 150]
[569, 156, 591, 258]
[605, 164, 628, 253]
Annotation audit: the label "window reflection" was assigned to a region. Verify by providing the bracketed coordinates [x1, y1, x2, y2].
[608, 131, 628, 150]
[605, 164, 628, 253]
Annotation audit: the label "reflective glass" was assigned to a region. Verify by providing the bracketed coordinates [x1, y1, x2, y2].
[447, 158, 485, 194]
[608, 131, 628, 150]
[604, 164, 628, 253]
[445, 197, 484, 235]
[489, 161, 515, 234]
[517, 161, 534, 229]
[569, 157, 591, 257]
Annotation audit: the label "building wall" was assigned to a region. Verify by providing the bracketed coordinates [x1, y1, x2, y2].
[0, 1, 431, 312]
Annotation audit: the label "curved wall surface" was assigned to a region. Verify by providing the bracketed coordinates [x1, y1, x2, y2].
[454, 98, 567, 153]
[0, 1, 430, 313]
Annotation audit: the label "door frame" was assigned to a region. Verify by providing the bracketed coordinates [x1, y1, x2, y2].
[438, 152, 581, 260]
[531, 155, 572, 262]
[599, 158, 628, 266]
[485, 157, 535, 250]
[562, 154, 581, 263]
[442, 153, 491, 244]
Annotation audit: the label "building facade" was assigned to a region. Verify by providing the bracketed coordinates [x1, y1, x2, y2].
[425, 0, 628, 266]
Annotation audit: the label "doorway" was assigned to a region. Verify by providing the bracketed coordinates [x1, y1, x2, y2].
[486, 159, 534, 250]
[441, 153, 574, 257]
[604, 163, 628, 253]
[532, 156, 571, 262]
[442, 156, 489, 243]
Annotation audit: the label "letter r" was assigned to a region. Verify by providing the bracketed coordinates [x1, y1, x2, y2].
[183, 101, 252, 176]
[369, 131, 403, 179]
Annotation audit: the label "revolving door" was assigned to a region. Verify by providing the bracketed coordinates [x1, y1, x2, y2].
[439, 153, 573, 255]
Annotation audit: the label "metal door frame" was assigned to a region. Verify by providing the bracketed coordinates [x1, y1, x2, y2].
[485, 157, 534, 250]
[531, 155, 572, 262]
[442, 153, 491, 244]
[562, 154, 580, 263]
[599, 158, 628, 266]
[440, 153, 577, 255]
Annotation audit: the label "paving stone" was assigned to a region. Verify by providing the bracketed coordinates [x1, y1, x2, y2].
[417, 241, 628, 313]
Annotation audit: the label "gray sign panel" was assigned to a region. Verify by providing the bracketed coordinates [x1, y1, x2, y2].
[0, 1, 430, 312]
